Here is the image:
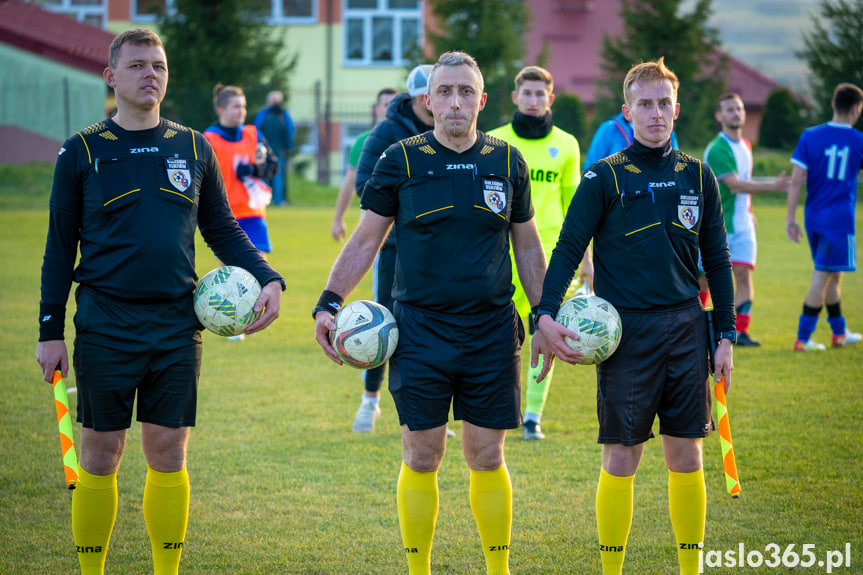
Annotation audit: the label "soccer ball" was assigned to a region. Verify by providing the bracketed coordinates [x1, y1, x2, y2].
[555, 294, 622, 365]
[194, 266, 261, 336]
[330, 300, 399, 369]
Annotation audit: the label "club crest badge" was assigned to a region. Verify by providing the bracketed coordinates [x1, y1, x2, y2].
[166, 158, 191, 192]
[548, 146, 560, 159]
[483, 179, 506, 214]
[678, 194, 700, 229]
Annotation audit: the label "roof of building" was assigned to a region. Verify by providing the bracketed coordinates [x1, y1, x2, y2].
[524, 0, 789, 108]
[0, 0, 114, 76]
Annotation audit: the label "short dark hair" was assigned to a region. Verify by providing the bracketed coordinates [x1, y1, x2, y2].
[108, 28, 163, 69]
[213, 84, 245, 111]
[515, 66, 554, 93]
[833, 83, 863, 115]
[376, 87, 397, 104]
[717, 92, 742, 111]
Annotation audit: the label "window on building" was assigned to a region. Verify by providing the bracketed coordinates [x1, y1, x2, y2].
[131, 0, 316, 24]
[34, 0, 107, 27]
[344, 0, 422, 67]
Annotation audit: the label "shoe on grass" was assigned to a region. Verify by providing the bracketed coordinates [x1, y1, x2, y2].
[523, 420, 545, 440]
[832, 330, 862, 348]
[735, 331, 761, 347]
[794, 338, 826, 352]
[352, 401, 381, 432]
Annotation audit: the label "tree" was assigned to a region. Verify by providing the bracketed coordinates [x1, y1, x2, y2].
[551, 92, 589, 148]
[758, 88, 805, 150]
[596, 0, 727, 148]
[797, 0, 863, 130]
[156, 0, 296, 131]
[425, 0, 530, 132]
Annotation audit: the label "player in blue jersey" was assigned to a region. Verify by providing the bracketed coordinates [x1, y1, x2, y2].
[787, 83, 863, 351]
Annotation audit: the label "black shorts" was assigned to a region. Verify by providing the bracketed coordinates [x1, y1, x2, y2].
[388, 302, 524, 431]
[596, 298, 712, 446]
[72, 286, 202, 431]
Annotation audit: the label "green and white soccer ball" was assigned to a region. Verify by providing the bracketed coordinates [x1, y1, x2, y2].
[330, 300, 399, 369]
[194, 266, 261, 336]
[555, 294, 622, 365]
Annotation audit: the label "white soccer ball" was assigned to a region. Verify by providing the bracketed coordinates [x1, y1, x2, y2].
[330, 300, 399, 369]
[555, 294, 623, 365]
[194, 266, 261, 336]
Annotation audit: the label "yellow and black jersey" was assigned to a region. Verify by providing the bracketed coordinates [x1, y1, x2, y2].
[539, 139, 735, 334]
[39, 118, 282, 341]
[361, 131, 532, 314]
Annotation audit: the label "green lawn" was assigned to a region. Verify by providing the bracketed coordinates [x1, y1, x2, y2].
[1, 165, 861, 574]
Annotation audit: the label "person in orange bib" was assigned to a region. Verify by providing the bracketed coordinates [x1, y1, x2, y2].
[204, 84, 279, 255]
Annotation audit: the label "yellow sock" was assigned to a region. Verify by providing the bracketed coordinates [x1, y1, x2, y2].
[72, 467, 118, 575]
[668, 469, 706, 575]
[143, 466, 190, 575]
[397, 462, 438, 575]
[469, 466, 512, 575]
[596, 468, 634, 575]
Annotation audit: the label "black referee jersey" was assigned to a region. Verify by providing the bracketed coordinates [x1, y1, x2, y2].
[361, 131, 533, 315]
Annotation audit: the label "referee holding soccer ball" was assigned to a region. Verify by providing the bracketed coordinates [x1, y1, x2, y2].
[532, 58, 735, 575]
[35, 29, 284, 575]
[314, 51, 547, 575]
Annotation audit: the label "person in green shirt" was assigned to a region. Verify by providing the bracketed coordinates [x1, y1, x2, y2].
[331, 87, 397, 242]
[489, 66, 593, 440]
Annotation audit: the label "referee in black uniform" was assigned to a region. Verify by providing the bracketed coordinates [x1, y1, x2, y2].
[35, 29, 284, 575]
[314, 51, 547, 575]
[533, 58, 735, 575]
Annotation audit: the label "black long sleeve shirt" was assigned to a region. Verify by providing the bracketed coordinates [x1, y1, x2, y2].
[39, 118, 283, 341]
[538, 139, 735, 333]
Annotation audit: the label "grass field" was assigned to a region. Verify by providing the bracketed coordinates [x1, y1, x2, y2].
[1, 162, 861, 574]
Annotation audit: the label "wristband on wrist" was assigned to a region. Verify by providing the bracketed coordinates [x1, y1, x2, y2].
[312, 290, 344, 320]
[528, 305, 540, 335]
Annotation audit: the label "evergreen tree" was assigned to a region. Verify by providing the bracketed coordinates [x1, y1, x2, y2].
[797, 0, 863, 129]
[425, 0, 530, 131]
[551, 92, 589, 148]
[597, 0, 726, 148]
[156, 0, 295, 131]
[758, 88, 805, 150]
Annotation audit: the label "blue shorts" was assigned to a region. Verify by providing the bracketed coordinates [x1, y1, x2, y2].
[596, 299, 712, 446]
[808, 228, 857, 272]
[388, 302, 524, 431]
[237, 216, 272, 253]
[72, 286, 202, 431]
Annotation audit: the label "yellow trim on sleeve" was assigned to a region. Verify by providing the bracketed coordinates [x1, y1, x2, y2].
[600, 158, 621, 195]
[192, 130, 198, 160]
[399, 141, 410, 178]
[77, 133, 92, 164]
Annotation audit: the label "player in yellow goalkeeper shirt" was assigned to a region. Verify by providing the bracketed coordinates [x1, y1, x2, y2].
[489, 66, 592, 440]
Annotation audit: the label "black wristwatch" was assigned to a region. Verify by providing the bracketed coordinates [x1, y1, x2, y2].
[717, 330, 737, 344]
